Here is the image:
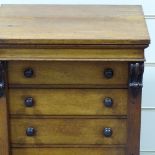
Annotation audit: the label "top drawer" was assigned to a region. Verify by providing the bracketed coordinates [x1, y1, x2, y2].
[8, 61, 128, 86]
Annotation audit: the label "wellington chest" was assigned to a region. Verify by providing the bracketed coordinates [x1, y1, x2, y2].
[0, 5, 150, 155]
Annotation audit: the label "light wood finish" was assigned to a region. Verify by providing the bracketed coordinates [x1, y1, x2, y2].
[0, 48, 144, 61]
[8, 61, 128, 85]
[0, 5, 150, 155]
[10, 118, 127, 145]
[11, 147, 126, 155]
[0, 97, 9, 155]
[0, 5, 149, 45]
[9, 89, 128, 116]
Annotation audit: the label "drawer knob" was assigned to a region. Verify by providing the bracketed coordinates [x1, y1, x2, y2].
[24, 68, 34, 78]
[104, 68, 113, 79]
[26, 127, 36, 136]
[104, 97, 113, 107]
[24, 97, 34, 107]
[103, 128, 113, 137]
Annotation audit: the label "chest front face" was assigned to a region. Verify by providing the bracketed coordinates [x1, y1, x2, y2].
[0, 5, 150, 155]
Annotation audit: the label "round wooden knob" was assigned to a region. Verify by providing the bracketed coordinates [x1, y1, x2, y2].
[26, 127, 36, 136]
[24, 97, 34, 107]
[24, 68, 34, 78]
[104, 97, 113, 107]
[103, 128, 113, 137]
[104, 68, 113, 79]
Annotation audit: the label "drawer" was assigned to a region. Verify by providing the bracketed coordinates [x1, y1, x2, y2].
[11, 147, 126, 155]
[10, 118, 127, 145]
[8, 61, 128, 85]
[9, 89, 128, 116]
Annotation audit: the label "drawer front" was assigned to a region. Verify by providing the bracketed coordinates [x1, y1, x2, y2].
[10, 118, 127, 145]
[11, 147, 126, 155]
[8, 61, 128, 85]
[9, 89, 128, 116]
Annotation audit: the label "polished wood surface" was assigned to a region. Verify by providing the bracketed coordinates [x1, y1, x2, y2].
[11, 147, 126, 155]
[0, 5, 150, 155]
[10, 118, 127, 145]
[0, 48, 144, 61]
[8, 61, 128, 85]
[0, 5, 149, 45]
[0, 62, 9, 155]
[127, 82, 142, 155]
[9, 89, 127, 116]
[0, 97, 9, 155]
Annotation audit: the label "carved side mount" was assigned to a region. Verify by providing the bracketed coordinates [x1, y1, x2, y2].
[0, 61, 6, 97]
[129, 62, 144, 98]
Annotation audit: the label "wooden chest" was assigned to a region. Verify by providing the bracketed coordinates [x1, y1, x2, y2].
[0, 5, 150, 155]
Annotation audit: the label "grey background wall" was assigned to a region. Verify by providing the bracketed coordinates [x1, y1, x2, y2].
[0, 1, 154, 154]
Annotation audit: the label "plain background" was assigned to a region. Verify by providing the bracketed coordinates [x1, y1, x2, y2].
[0, 1, 155, 155]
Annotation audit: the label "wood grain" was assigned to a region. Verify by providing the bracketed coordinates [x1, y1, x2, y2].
[0, 48, 144, 61]
[11, 144, 126, 148]
[10, 118, 127, 145]
[0, 5, 150, 45]
[0, 4, 149, 155]
[0, 62, 9, 155]
[11, 147, 126, 155]
[0, 97, 9, 155]
[127, 82, 142, 155]
[8, 61, 128, 85]
[8, 84, 128, 89]
[8, 88, 128, 116]
[10, 115, 127, 119]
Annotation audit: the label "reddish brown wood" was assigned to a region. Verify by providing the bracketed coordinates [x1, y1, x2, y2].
[0, 62, 9, 155]
[127, 62, 143, 155]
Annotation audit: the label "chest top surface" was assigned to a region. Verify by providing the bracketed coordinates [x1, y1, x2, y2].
[0, 5, 150, 45]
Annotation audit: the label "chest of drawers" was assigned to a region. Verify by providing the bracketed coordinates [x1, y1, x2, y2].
[0, 5, 150, 155]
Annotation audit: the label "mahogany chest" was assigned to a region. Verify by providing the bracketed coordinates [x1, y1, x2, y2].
[0, 5, 150, 155]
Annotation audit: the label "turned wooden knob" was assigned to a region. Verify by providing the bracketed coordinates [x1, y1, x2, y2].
[104, 97, 113, 107]
[24, 68, 34, 78]
[24, 97, 34, 107]
[103, 128, 113, 137]
[26, 127, 36, 136]
[104, 68, 113, 79]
